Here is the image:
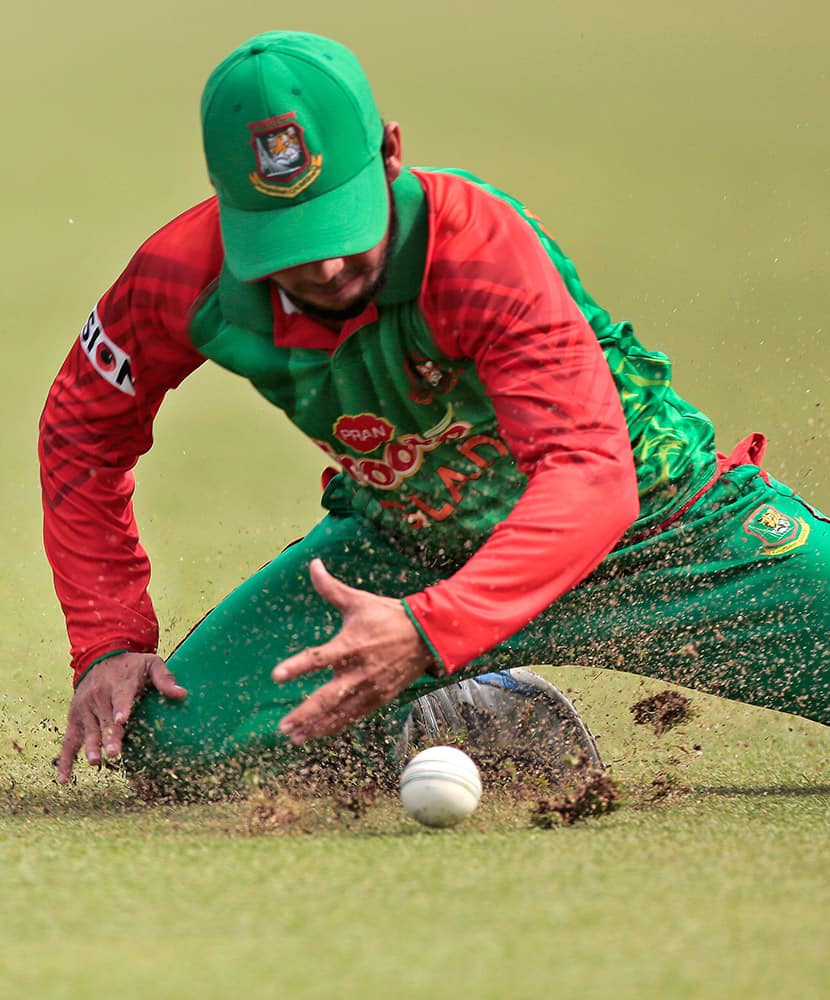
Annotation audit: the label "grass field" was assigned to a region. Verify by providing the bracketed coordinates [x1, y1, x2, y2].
[2, 1, 828, 997]
[3, 669, 828, 999]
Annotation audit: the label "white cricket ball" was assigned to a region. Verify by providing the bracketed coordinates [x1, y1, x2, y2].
[399, 746, 482, 828]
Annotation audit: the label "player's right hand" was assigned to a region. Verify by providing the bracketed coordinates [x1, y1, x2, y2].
[56, 651, 187, 784]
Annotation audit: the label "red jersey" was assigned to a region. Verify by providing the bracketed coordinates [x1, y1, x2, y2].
[40, 169, 646, 682]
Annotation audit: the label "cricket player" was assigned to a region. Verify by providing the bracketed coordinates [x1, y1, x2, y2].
[40, 31, 829, 791]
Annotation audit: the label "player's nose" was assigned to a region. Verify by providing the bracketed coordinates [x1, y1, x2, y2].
[303, 257, 346, 283]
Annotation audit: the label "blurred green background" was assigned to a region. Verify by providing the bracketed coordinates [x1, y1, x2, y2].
[1, 7, 828, 998]
[2, 0, 828, 715]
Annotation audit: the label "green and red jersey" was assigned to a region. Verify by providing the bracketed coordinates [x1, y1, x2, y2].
[39, 167, 718, 682]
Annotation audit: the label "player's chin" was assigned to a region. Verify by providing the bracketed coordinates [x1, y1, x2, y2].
[304, 289, 375, 321]
[313, 275, 372, 311]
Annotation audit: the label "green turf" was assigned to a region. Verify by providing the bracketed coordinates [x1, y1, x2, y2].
[2, 0, 828, 996]
[3, 669, 828, 999]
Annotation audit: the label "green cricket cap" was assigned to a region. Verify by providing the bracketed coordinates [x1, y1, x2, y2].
[201, 31, 387, 281]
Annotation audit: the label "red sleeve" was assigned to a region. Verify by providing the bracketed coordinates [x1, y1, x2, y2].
[404, 172, 640, 672]
[39, 198, 223, 683]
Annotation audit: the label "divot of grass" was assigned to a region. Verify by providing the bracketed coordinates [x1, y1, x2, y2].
[530, 768, 621, 827]
[630, 689, 693, 734]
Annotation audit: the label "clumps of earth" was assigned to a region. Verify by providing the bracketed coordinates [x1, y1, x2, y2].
[525, 764, 694, 827]
[637, 772, 691, 804]
[402, 678, 607, 797]
[248, 788, 303, 832]
[629, 689, 693, 734]
[139, 688, 697, 833]
[530, 766, 620, 827]
[246, 702, 623, 833]
[247, 726, 400, 833]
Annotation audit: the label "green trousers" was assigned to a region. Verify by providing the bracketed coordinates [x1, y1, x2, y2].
[124, 464, 829, 787]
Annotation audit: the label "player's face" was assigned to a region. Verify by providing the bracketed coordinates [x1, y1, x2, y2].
[268, 230, 391, 321]
[267, 121, 403, 324]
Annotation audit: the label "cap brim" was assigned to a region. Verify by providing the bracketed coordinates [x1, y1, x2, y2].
[218, 152, 389, 282]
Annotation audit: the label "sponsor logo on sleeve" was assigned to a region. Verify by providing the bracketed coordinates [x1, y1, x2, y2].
[79, 308, 135, 396]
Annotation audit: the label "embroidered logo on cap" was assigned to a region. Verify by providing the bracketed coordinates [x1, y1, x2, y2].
[248, 113, 322, 198]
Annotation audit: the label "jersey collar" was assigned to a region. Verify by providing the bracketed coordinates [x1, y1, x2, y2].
[374, 167, 429, 306]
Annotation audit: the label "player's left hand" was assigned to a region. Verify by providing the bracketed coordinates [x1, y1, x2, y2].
[272, 558, 435, 744]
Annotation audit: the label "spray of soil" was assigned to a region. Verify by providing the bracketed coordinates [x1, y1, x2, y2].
[530, 767, 621, 827]
[629, 690, 693, 735]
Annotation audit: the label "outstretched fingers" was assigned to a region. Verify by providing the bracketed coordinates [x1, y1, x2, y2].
[83, 713, 104, 767]
[272, 559, 428, 744]
[279, 671, 376, 744]
[56, 699, 107, 784]
[306, 558, 356, 611]
[101, 657, 186, 762]
[56, 652, 187, 785]
[272, 641, 345, 684]
[148, 658, 188, 701]
[56, 709, 88, 784]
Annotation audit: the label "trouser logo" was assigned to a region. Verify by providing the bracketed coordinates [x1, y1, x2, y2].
[744, 504, 810, 555]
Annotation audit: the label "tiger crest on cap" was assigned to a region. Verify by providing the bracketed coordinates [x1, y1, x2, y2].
[248, 112, 322, 198]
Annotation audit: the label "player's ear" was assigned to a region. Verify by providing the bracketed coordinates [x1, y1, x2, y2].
[381, 121, 402, 183]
